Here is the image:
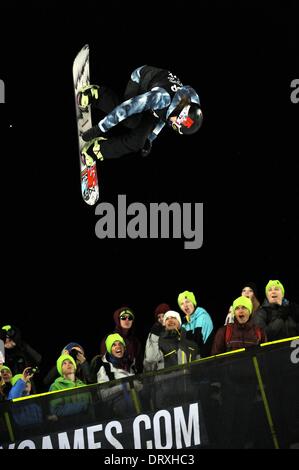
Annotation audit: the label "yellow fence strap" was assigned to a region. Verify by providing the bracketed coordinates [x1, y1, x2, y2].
[252, 356, 280, 449]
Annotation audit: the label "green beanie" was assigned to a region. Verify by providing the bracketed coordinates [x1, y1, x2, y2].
[0, 365, 12, 374]
[265, 280, 285, 297]
[11, 374, 24, 386]
[2, 325, 12, 332]
[105, 334, 126, 354]
[56, 354, 77, 376]
[177, 290, 197, 308]
[232, 296, 253, 315]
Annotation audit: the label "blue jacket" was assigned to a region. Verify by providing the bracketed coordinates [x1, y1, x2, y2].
[8, 378, 27, 400]
[181, 307, 214, 355]
[8, 379, 43, 427]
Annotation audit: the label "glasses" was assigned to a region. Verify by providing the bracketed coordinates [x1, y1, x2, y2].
[119, 314, 134, 321]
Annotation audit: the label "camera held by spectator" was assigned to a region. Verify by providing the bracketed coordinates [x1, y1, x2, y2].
[25, 366, 40, 377]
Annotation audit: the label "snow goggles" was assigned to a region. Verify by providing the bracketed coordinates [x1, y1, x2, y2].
[119, 314, 134, 321]
[119, 309, 134, 321]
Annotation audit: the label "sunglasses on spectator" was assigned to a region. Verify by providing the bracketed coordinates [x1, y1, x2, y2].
[119, 314, 134, 321]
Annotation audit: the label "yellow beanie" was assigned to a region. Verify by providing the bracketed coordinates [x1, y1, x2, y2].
[105, 334, 126, 354]
[56, 354, 77, 376]
[177, 290, 197, 308]
[232, 296, 253, 315]
[265, 280, 285, 297]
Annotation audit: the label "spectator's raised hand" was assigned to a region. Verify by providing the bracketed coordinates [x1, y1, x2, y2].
[22, 367, 34, 382]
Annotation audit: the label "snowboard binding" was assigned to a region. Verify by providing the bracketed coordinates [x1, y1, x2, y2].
[81, 137, 106, 167]
[77, 84, 100, 110]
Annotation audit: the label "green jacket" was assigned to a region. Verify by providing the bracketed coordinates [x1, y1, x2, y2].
[49, 377, 90, 417]
[49, 377, 85, 392]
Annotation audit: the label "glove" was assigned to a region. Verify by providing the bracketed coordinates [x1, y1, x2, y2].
[81, 125, 104, 142]
[185, 330, 195, 341]
[185, 328, 203, 348]
[150, 322, 163, 336]
[141, 139, 152, 157]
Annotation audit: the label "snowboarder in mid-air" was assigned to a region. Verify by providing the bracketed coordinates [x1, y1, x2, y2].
[77, 65, 203, 167]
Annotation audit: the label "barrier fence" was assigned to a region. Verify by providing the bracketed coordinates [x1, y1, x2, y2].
[1, 337, 298, 449]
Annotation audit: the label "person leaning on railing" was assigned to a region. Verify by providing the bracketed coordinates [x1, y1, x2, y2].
[48, 354, 90, 420]
[211, 296, 266, 355]
[252, 280, 299, 341]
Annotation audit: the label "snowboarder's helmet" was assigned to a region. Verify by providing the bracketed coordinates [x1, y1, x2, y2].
[171, 103, 203, 135]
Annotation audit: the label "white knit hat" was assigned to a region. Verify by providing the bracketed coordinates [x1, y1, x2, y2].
[163, 310, 182, 327]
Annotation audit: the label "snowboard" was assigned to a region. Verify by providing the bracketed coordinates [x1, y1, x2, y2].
[73, 44, 99, 205]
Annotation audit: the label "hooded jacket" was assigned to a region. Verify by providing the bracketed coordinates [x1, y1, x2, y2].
[48, 377, 89, 418]
[211, 318, 267, 355]
[49, 376, 85, 392]
[97, 353, 142, 412]
[144, 328, 199, 372]
[100, 307, 143, 373]
[181, 306, 214, 357]
[1, 326, 42, 377]
[252, 298, 299, 341]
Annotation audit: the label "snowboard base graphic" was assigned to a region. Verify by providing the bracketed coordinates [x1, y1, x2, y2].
[73, 44, 99, 205]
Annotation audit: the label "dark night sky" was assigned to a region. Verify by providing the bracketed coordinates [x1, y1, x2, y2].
[0, 3, 298, 388]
